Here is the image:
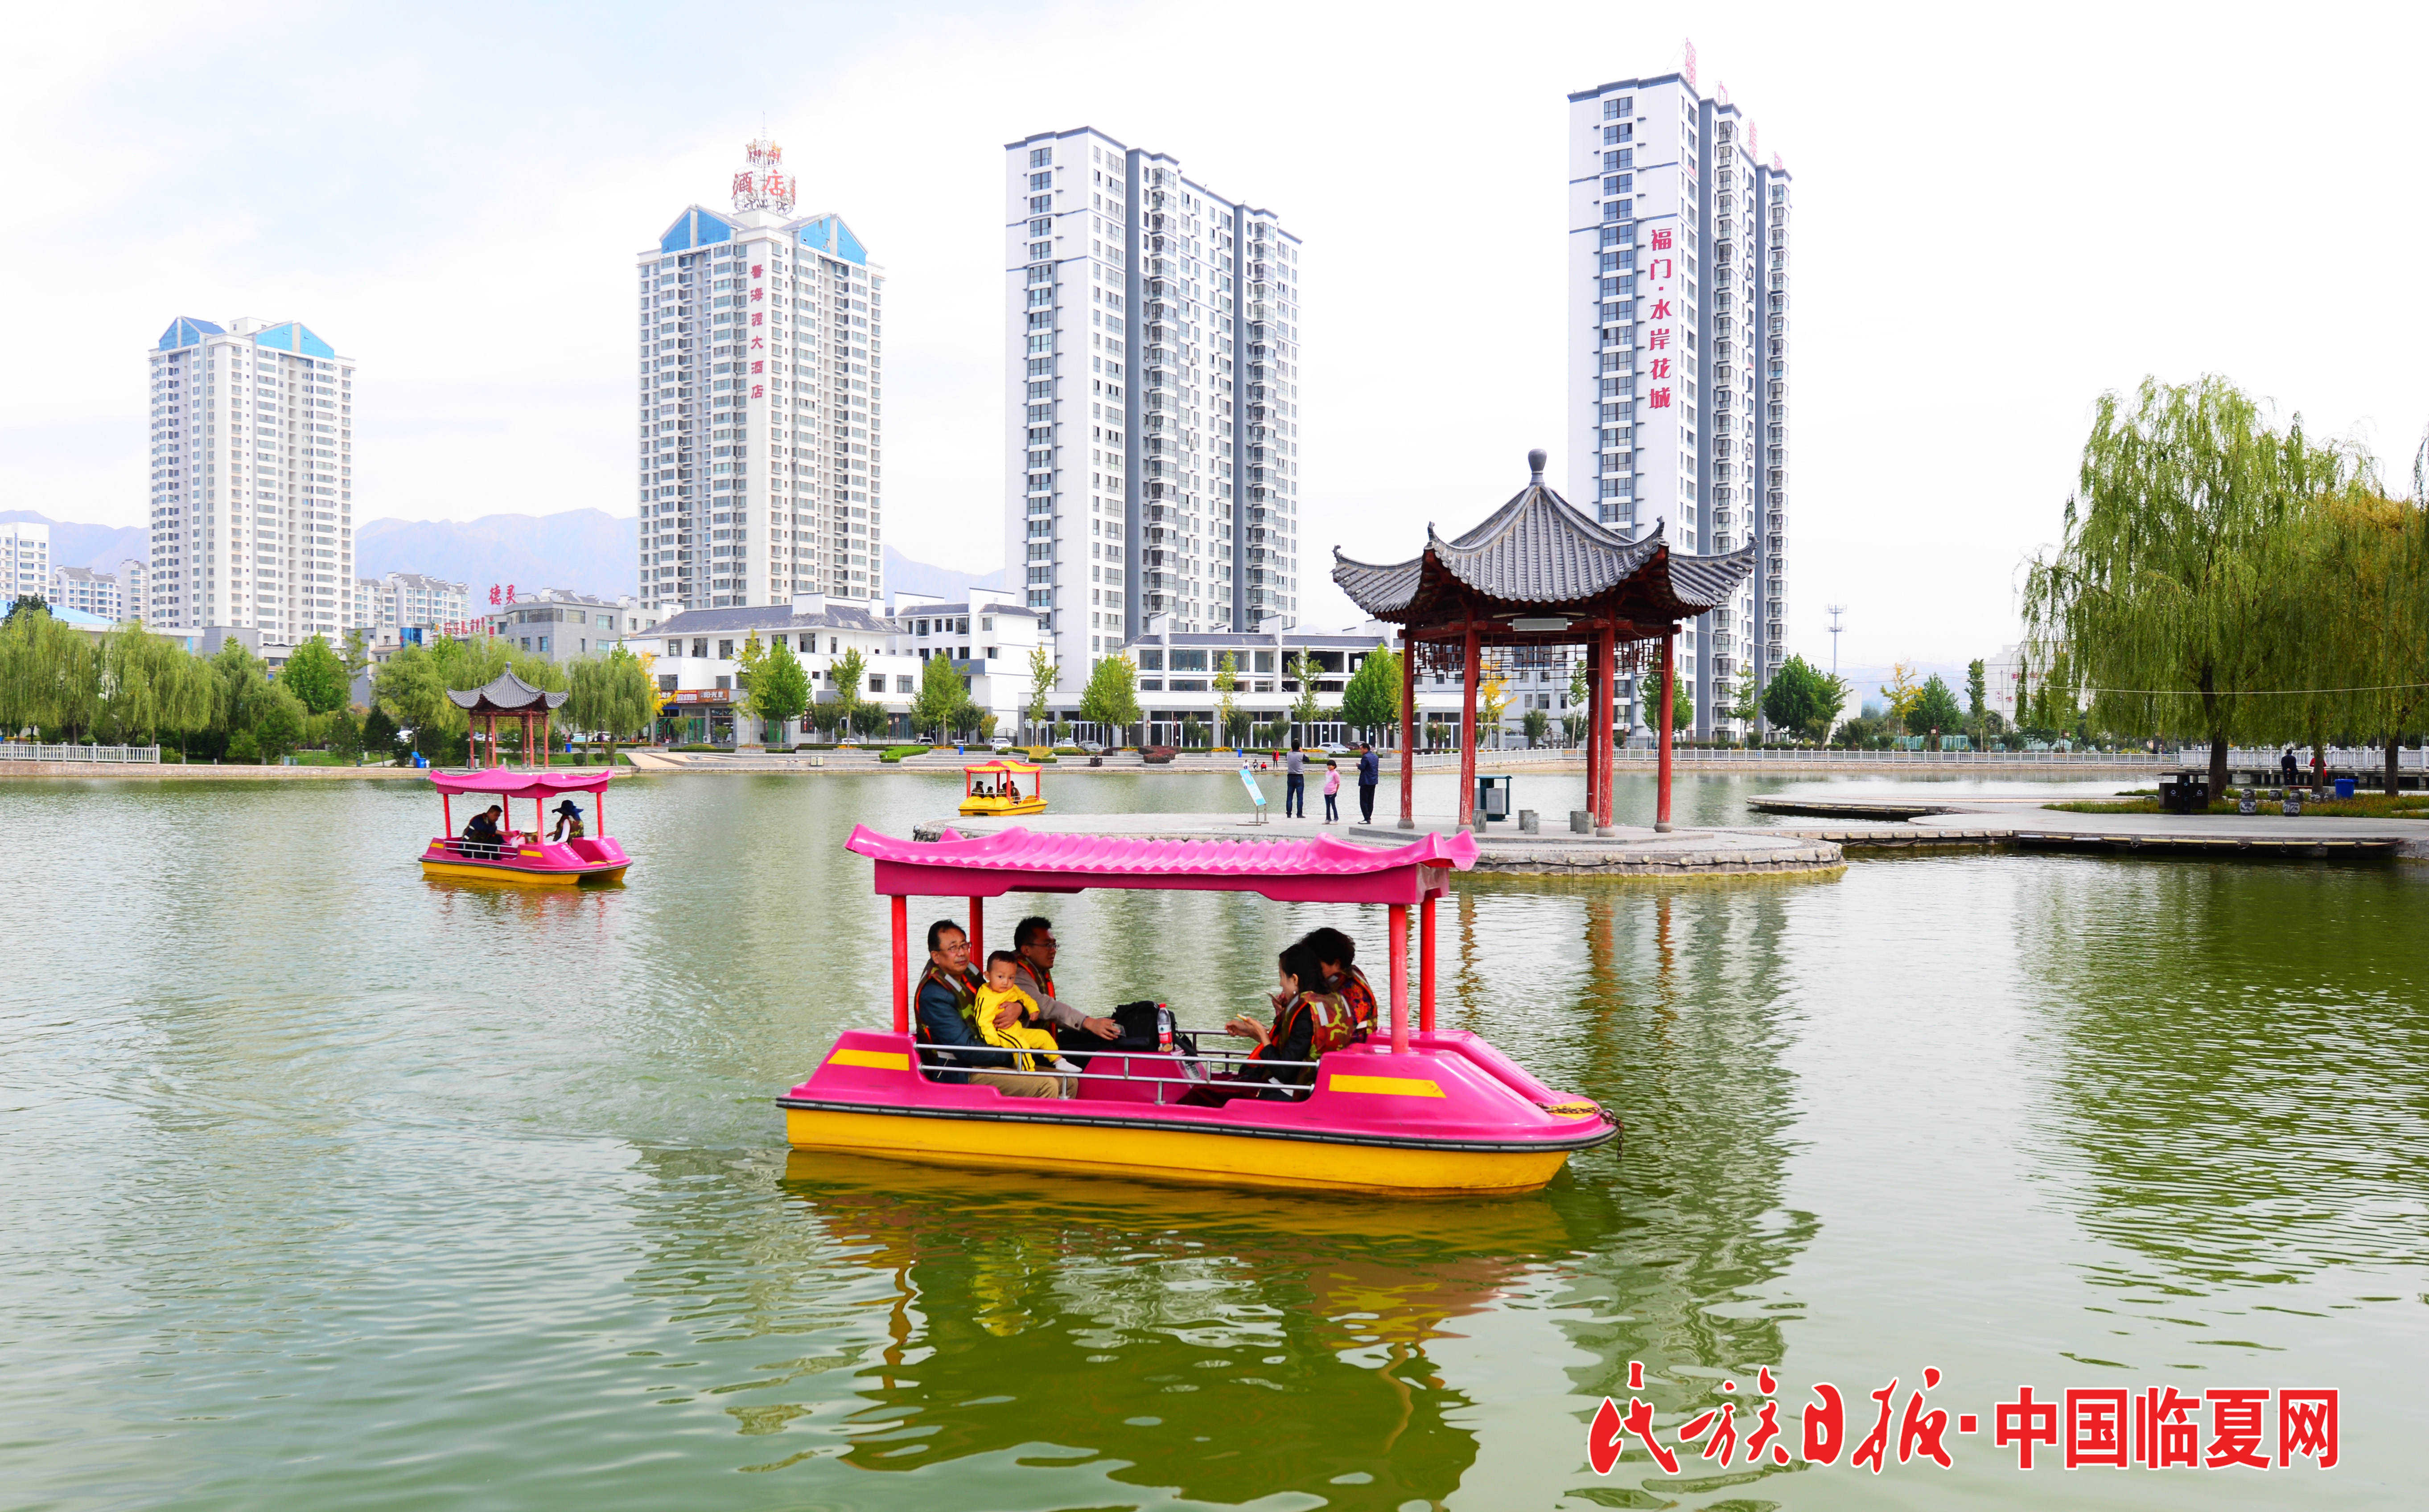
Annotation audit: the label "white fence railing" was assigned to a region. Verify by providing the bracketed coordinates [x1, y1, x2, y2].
[0, 743, 161, 764]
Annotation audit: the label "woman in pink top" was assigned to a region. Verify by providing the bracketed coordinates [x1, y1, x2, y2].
[1322, 760, 1342, 823]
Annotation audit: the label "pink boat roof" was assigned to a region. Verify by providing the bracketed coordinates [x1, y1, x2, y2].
[844, 824, 1476, 905]
[428, 769, 615, 798]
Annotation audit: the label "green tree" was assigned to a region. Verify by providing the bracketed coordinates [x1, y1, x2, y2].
[1729, 664, 1760, 734]
[1224, 707, 1252, 748]
[1289, 650, 1322, 727]
[372, 642, 453, 760]
[830, 645, 869, 736]
[1522, 707, 1550, 748]
[1338, 642, 1402, 744]
[912, 653, 968, 742]
[279, 635, 350, 715]
[2025, 375, 2356, 794]
[1211, 651, 1239, 749]
[1966, 658, 1988, 730]
[250, 683, 308, 762]
[1078, 653, 1141, 745]
[3, 606, 100, 739]
[362, 705, 405, 763]
[339, 627, 372, 690]
[1025, 643, 1058, 744]
[1759, 654, 1845, 742]
[751, 637, 812, 741]
[565, 647, 659, 760]
[1666, 666, 1693, 733]
[1910, 674, 1965, 743]
[1881, 662, 1924, 732]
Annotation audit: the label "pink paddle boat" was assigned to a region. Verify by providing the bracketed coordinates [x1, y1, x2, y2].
[421, 769, 631, 885]
[777, 826, 1616, 1197]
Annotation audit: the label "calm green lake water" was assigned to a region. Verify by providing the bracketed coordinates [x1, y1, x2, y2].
[3, 771, 2421, 1510]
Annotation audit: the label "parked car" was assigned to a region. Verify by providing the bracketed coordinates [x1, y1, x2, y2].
[1318, 742, 1353, 757]
[1079, 741, 1106, 755]
[989, 738, 1014, 752]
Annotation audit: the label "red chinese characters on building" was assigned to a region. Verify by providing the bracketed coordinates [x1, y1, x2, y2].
[1648, 387, 1672, 409]
[751, 265, 763, 278]
[1648, 358, 1672, 380]
[506, 583, 516, 604]
[1650, 227, 1673, 251]
[750, 361, 764, 375]
[751, 384, 764, 398]
[750, 312, 764, 326]
[750, 288, 765, 302]
[488, 584, 501, 606]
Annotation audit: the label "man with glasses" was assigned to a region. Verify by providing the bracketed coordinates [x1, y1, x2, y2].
[1011, 916, 1122, 1044]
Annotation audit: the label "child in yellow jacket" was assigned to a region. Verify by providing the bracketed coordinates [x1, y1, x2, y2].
[976, 950, 1080, 1090]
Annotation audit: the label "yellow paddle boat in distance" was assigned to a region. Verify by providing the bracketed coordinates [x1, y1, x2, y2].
[958, 758, 1046, 817]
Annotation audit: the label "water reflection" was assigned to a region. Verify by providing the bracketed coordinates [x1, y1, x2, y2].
[2032, 860, 2429, 1289]
[766, 1154, 1585, 1504]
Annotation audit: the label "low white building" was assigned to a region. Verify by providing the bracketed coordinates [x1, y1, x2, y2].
[642, 593, 919, 744]
[1068, 619, 1545, 749]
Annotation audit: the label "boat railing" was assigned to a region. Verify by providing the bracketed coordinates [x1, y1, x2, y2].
[441, 837, 522, 862]
[928, 1037, 1330, 1103]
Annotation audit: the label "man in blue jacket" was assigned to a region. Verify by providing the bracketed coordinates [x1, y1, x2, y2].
[915, 920, 1062, 1097]
[1357, 742, 1381, 824]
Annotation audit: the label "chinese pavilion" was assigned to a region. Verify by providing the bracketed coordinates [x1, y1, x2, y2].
[448, 670, 568, 770]
[1332, 450, 1755, 834]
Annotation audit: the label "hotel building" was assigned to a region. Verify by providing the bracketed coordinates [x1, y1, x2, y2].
[1567, 63, 1792, 735]
[1002, 128, 1302, 679]
[640, 134, 883, 612]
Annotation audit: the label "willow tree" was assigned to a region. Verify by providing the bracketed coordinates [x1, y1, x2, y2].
[2025, 377, 2355, 793]
[2274, 489, 2429, 793]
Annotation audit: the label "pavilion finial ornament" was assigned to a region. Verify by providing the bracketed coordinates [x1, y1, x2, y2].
[1527, 448, 1547, 483]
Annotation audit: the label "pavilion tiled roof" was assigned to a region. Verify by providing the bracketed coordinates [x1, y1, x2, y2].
[446, 670, 568, 714]
[1332, 461, 1756, 625]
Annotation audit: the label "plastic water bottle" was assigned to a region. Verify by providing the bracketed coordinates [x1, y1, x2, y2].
[1156, 1004, 1174, 1055]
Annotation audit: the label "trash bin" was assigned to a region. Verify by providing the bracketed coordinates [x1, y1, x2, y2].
[2334, 777, 2356, 799]
[2158, 774, 2209, 814]
[1474, 774, 1512, 824]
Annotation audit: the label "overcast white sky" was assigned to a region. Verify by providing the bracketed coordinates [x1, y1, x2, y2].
[6, 2, 2427, 666]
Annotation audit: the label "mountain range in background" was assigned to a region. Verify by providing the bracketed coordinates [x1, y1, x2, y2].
[1, 510, 147, 579]
[2, 507, 1003, 612]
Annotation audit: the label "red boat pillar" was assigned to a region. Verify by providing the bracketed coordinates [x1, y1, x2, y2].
[1387, 902, 1409, 1053]
[890, 895, 909, 1032]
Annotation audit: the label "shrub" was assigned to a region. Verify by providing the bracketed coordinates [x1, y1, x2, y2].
[879, 744, 928, 763]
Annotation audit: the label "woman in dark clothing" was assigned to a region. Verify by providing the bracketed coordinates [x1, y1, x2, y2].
[1183, 940, 1353, 1105]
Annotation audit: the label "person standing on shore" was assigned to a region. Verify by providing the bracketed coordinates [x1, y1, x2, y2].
[1322, 760, 1341, 823]
[1356, 742, 1380, 825]
[1284, 743, 1306, 818]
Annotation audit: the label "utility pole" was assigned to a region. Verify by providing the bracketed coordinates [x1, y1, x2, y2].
[1826, 604, 1846, 677]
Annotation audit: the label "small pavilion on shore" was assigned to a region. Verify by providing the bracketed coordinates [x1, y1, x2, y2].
[449, 670, 568, 770]
[1333, 450, 1755, 834]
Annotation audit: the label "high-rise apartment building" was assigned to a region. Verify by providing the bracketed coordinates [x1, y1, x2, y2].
[348, 571, 471, 633]
[49, 565, 123, 620]
[149, 316, 355, 638]
[640, 134, 883, 612]
[1003, 128, 1301, 675]
[1568, 62, 1791, 735]
[120, 558, 149, 624]
[2, 521, 48, 602]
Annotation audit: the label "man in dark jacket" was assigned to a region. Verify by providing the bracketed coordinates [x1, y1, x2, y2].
[914, 920, 1061, 1097]
[1356, 743, 1381, 824]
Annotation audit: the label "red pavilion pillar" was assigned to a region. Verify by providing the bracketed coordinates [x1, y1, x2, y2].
[1596, 623, 1618, 834]
[1458, 623, 1481, 830]
[1397, 629, 1416, 829]
[1655, 628, 1677, 833]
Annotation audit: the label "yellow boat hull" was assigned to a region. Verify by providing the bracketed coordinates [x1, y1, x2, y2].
[957, 796, 1047, 817]
[419, 859, 629, 886]
[782, 1105, 1579, 1197]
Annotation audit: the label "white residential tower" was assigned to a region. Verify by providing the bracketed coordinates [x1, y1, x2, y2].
[1004, 127, 1302, 676]
[148, 316, 355, 638]
[639, 134, 883, 612]
[1568, 60, 1791, 736]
